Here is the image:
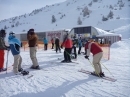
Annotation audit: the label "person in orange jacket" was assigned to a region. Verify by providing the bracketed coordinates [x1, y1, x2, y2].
[85, 40, 105, 77]
[0, 30, 10, 72]
[61, 35, 72, 62]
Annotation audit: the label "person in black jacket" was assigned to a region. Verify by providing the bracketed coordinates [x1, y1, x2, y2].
[55, 37, 61, 53]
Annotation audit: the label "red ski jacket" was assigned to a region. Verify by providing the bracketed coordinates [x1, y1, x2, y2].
[62, 39, 72, 48]
[51, 39, 54, 43]
[85, 42, 103, 56]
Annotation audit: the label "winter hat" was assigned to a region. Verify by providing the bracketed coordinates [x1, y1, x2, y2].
[9, 31, 15, 35]
[29, 28, 34, 32]
[0, 30, 6, 37]
[29, 28, 34, 35]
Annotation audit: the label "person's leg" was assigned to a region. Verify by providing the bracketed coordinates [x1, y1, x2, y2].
[97, 52, 103, 73]
[74, 47, 77, 59]
[18, 55, 22, 70]
[93, 53, 102, 74]
[56, 45, 58, 52]
[78, 47, 81, 54]
[67, 48, 72, 61]
[0, 50, 4, 69]
[30, 47, 38, 67]
[52, 43, 54, 49]
[58, 44, 61, 52]
[64, 48, 68, 61]
[13, 55, 20, 74]
[46, 44, 48, 50]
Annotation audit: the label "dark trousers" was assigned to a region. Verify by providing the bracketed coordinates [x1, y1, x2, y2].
[52, 43, 54, 49]
[56, 44, 61, 52]
[78, 47, 81, 54]
[64, 48, 72, 61]
[44, 44, 48, 50]
[72, 47, 77, 59]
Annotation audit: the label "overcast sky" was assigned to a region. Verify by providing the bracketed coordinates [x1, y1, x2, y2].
[0, 0, 66, 21]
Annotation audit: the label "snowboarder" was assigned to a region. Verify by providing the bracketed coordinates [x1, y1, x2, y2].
[27, 29, 40, 69]
[8, 32, 28, 75]
[84, 40, 104, 77]
[55, 37, 61, 53]
[0, 29, 10, 72]
[61, 35, 72, 62]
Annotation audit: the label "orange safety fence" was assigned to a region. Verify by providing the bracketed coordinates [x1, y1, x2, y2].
[22, 41, 54, 51]
[97, 43, 110, 60]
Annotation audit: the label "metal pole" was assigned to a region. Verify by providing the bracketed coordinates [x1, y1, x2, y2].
[6, 51, 9, 74]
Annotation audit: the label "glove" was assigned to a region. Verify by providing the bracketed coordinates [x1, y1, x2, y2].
[61, 45, 63, 49]
[84, 55, 89, 60]
[7, 47, 10, 51]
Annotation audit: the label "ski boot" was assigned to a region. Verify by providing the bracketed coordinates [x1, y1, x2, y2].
[30, 65, 40, 70]
[21, 70, 29, 76]
[100, 72, 105, 77]
[0, 68, 7, 72]
[18, 68, 23, 72]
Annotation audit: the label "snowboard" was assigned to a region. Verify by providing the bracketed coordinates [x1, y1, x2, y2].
[78, 69, 117, 82]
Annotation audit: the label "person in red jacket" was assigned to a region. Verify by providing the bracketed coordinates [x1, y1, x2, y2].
[85, 41, 104, 77]
[51, 38, 54, 49]
[61, 35, 72, 62]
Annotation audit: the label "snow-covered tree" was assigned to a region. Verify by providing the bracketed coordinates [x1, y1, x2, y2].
[52, 15, 56, 23]
[107, 10, 114, 19]
[4, 25, 7, 29]
[77, 17, 82, 25]
[102, 16, 108, 21]
[82, 6, 90, 17]
[15, 21, 19, 27]
[109, 5, 113, 9]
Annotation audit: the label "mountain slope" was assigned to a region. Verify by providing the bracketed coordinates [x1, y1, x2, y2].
[0, 0, 130, 33]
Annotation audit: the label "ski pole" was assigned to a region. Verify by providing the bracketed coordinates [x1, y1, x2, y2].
[6, 50, 9, 74]
[87, 59, 101, 77]
[100, 62, 114, 77]
[65, 50, 74, 59]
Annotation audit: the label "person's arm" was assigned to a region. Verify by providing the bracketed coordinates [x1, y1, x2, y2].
[0, 38, 8, 50]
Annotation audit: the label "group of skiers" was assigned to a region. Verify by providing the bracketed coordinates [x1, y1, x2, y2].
[61, 34, 104, 77]
[0, 29, 105, 77]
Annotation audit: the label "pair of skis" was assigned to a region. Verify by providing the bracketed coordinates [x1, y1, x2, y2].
[78, 69, 117, 82]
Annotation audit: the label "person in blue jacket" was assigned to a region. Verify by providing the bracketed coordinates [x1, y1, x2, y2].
[8, 32, 26, 75]
[43, 37, 48, 50]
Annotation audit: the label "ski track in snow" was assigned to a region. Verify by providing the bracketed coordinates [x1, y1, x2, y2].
[0, 40, 130, 97]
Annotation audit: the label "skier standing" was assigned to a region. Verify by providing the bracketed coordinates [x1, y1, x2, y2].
[61, 35, 72, 62]
[84, 40, 104, 77]
[0, 30, 9, 72]
[55, 37, 61, 53]
[43, 37, 48, 50]
[78, 37, 82, 54]
[27, 29, 40, 69]
[51, 38, 54, 49]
